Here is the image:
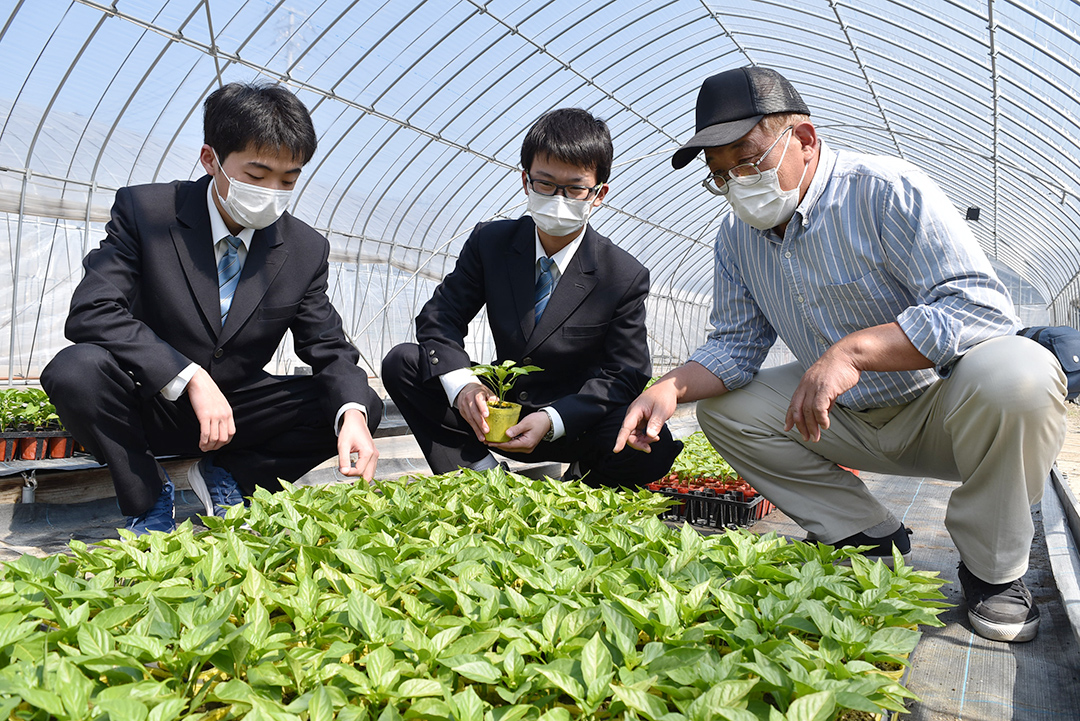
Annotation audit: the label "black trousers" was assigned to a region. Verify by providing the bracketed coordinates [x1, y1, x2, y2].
[41, 343, 382, 516]
[382, 343, 682, 489]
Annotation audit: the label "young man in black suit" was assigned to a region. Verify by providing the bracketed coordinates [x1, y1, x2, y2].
[42, 82, 382, 535]
[382, 108, 681, 487]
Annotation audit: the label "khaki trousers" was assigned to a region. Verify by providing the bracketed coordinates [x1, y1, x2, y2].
[696, 335, 1067, 583]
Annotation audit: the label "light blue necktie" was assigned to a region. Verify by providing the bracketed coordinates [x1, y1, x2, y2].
[535, 256, 556, 322]
[217, 235, 243, 323]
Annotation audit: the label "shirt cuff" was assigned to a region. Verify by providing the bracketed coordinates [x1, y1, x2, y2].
[160, 362, 200, 401]
[540, 407, 565, 441]
[688, 342, 752, 392]
[440, 367, 483, 406]
[334, 403, 368, 435]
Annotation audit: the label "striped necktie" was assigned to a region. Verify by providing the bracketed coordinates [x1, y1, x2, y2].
[535, 256, 556, 322]
[217, 235, 243, 323]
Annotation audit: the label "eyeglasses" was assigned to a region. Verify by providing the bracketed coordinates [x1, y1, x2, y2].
[526, 175, 603, 201]
[702, 126, 794, 196]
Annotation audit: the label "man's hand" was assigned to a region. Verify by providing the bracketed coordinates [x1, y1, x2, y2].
[337, 409, 378, 480]
[785, 348, 861, 443]
[786, 323, 933, 443]
[487, 411, 550, 454]
[456, 382, 497, 441]
[615, 363, 729, 453]
[614, 381, 679, 454]
[186, 368, 235, 452]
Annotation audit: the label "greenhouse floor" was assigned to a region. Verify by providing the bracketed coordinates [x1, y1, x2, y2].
[1, 409, 1079, 720]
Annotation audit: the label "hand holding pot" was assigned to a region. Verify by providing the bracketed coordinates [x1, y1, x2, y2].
[487, 411, 550, 453]
[456, 382, 496, 441]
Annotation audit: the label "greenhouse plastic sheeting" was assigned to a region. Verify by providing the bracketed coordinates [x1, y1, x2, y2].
[1, 0, 1078, 383]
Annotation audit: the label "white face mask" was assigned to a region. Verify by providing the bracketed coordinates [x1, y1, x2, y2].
[212, 150, 293, 230]
[527, 191, 595, 237]
[724, 143, 809, 231]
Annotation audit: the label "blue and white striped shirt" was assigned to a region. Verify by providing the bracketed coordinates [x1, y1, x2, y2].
[688, 141, 1017, 410]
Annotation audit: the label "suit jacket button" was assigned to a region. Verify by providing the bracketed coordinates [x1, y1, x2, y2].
[431, 357, 439, 365]
[517, 391, 528, 401]
[523, 357, 532, 364]
[429, 349, 436, 356]
[214, 348, 224, 359]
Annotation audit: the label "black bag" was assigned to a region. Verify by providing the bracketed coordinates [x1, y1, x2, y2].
[1017, 325, 1080, 401]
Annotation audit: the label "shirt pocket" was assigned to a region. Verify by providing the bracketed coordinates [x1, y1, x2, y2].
[257, 301, 301, 321]
[818, 270, 905, 330]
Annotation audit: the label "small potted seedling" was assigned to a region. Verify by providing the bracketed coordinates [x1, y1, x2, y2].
[469, 360, 542, 443]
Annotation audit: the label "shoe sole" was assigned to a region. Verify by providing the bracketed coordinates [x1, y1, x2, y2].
[968, 610, 1040, 642]
[186, 460, 214, 517]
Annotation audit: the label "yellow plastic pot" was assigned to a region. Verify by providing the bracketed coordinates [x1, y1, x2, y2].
[485, 401, 522, 443]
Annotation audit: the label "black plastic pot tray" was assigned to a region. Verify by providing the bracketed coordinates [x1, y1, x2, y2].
[658, 489, 774, 529]
[0, 430, 77, 461]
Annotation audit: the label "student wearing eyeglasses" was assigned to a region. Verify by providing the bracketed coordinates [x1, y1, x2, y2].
[383, 108, 681, 488]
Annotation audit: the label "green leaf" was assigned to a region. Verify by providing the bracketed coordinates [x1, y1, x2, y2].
[580, 633, 612, 689]
[58, 659, 94, 720]
[404, 698, 451, 721]
[147, 698, 186, 721]
[536, 709, 570, 721]
[611, 686, 670, 720]
[503, 645, 524, 682]
[866, 626, 919, 656]
[93, 604, 143, 630]
[365, 645, 396, 687]
[784, 691, 835, 721]
[77, 621, 114, 657]
[535, 667, 585, 703]
[450, 659, 502, 685]
[396, 678, 444, 698]
[308, 685, 334, 721]
[0, 615, 36, 650]
[348, 591, 386, 640]
[451, 686, 485, 721]
[94, 697, 149, 721]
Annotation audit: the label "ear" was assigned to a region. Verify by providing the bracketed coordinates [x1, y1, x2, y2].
[592, 184, 610, 208]
[521, 170, 530, 196]
[792, 122, 817, 158]
[199, 145, 218, 177]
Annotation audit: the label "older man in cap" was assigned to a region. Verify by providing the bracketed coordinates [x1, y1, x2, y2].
[616, 66, 1066, 643]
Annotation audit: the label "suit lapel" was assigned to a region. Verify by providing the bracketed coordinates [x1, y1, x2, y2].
[170, 176, 221, 333]
[524, 226, 599, 354]
[219, 221, 287, 344]
[503, 220, 539, 341]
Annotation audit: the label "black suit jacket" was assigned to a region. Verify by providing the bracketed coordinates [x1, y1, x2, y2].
[65, 175, 371, 421]
[416, 217, 652, 439]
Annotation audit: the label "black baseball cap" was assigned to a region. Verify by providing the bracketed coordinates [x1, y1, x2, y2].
[672, 66, 810, 169]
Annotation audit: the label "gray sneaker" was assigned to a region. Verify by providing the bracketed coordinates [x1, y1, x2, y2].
[957, 562, 1040, 642]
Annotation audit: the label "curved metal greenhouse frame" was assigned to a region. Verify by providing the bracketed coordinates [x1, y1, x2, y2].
[1, 0, 1078, 382]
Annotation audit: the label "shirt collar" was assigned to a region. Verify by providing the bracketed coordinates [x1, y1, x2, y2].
[206, 179, 255, 249]
[792, 140, 836, 228]
[534, 224, 586, 274]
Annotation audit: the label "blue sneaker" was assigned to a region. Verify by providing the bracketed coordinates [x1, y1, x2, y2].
[125, 480, 176, 535]
[187, 456, 244, 517]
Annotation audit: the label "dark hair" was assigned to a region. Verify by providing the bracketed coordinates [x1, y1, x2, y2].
[203, 82, 318, 165]
[520, 108, 613, 184]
